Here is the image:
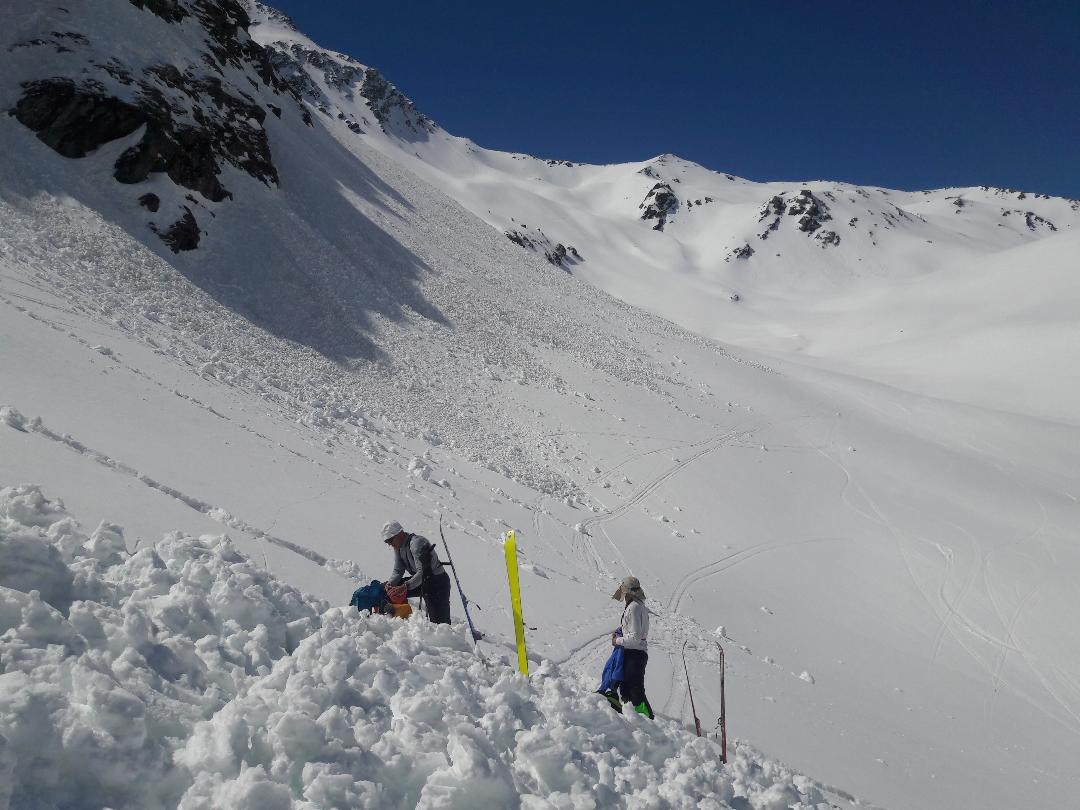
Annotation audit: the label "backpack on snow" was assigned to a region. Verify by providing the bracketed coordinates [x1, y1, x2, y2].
[349, 580, 391, 614]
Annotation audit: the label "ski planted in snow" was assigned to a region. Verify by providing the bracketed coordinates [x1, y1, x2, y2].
[682, 639, 703, 737]
[503, 529, 529, 675]
[716, 641, 728, 764]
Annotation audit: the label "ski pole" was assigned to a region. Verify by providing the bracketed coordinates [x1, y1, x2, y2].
[716, 641, 727, 764]
[439, 515, 483, 643]
[682, 640, 703, 737]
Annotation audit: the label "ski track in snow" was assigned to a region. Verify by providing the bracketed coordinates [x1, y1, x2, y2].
[811, 426, 1080, 737]
[0, 405, 336, 569]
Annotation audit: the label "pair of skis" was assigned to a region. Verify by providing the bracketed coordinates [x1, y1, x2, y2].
[681, 639, 727, 764]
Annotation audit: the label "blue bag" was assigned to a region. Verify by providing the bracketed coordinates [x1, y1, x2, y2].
[598, 630, 625, 694]
[349, 580, 390, 613]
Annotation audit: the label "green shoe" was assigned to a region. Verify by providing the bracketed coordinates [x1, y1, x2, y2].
[634, 701, 654, 719]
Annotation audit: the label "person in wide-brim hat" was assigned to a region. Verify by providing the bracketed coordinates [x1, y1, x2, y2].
[609, 575, 654, 718]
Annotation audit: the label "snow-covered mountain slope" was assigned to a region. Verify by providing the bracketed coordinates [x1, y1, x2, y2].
[2, 3, 1079, 810]
[247, 3, 1080, 422]
[3, 484, 850, 809]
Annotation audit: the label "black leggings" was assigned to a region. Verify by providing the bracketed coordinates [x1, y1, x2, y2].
[620, 648, 654, 718]
[419, 572, 452, 624]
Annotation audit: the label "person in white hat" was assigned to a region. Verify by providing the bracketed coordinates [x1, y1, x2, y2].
[611, 575, 654, 718]
[382, 520, 451, 624]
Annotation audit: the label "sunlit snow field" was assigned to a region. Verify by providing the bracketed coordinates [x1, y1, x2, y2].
[1, 3, 1079, 808]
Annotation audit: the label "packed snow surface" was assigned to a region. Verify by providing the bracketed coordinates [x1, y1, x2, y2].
[0, 485, 847, 810]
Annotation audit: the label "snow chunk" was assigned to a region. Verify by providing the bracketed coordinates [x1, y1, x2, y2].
[408, 455, 432, 480]
[0, 406, 29, 431]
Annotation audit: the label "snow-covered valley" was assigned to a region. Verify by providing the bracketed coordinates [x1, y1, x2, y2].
[1, 2, 1078, 808]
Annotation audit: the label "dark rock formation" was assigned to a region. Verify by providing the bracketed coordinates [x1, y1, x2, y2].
[10, 0, 305, 251]
[639, 183, 679, 231]
[13, 80, 146, 158]
[787, 189, 831, 233]
[261, 37, 434, 140]
[138, 193, 161, 212]
[505, 229, 535, 250]
[130, 0, 188, 24]
[545, 244, 568, 267]
[504, 230, 581, 269]
[1024, 211, 1057, 232]
[754, 189, 835, 243]
[153, 207, 201, 252]
[728, 243, 755, 261]
[758, 194, 787, 221]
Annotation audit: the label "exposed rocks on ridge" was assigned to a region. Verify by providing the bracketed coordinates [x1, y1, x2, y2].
[8, 0, 306, 252]
[639, 183, 679, 231]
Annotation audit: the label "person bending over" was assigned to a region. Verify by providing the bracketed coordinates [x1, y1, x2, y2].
[382, 520, 451, 624]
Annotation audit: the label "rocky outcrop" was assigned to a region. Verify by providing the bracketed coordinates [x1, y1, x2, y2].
[138, 193, 161, 212]
[754, 189, 834, 245]
[13, 81, 147, 159]
[639, 183, 679, 231]
[1024, 211, 1057, 232]
[359, 68, 436, 138]
[786, 189, 831, 233]
[8, 0, 305, 251]
[260, 31, 436, 141]
[726, 243, 755, 261]
[152, 207, 201, 252]
[504, 229, 581, 270]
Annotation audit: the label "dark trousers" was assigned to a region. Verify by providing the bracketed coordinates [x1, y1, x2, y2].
[619, 648, 654, 718]
[418, 571, 452, 624]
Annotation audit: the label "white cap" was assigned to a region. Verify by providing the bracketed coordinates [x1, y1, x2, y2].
[381, 520, 404, 542]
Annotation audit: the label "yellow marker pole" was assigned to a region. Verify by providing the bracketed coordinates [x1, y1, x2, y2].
[503, 530, 529, 675]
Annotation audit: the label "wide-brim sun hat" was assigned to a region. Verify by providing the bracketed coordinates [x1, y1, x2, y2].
[381, 520, 403, 542]
[612, 575, 645, 600]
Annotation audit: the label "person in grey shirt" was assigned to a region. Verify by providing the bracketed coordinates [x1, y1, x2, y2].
[382, 520, 451, 624]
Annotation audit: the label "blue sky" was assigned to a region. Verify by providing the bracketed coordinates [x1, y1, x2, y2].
[268, 1, 1079, 197]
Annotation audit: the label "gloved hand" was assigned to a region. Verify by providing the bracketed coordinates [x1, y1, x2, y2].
[386, 583, 408, 603]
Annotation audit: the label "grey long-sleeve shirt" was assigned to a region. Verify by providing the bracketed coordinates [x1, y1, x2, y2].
[615, 599, 650, 651]
[388, 533, 445, 594]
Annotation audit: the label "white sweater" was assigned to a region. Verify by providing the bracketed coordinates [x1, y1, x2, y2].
[616, 600, 649, 651]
